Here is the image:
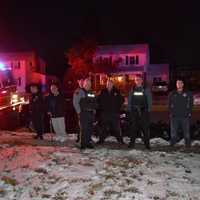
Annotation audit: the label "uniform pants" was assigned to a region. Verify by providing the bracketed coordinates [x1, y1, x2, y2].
[32, 115, 44, 137]
[51, 117, 67, 141]
[170, 117, 191, 146]
[129, 110, 150, 147]
[99, 113, 123, 143]
[76, 114, 81, 142]
[79, 111, 93, 147]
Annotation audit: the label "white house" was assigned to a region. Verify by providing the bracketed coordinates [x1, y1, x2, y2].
[93, 44, 169, 88]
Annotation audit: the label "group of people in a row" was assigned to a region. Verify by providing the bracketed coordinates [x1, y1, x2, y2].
[73, 75, 193, 149]
[29, 83, 67, 142]
[29, 75, 193, 150]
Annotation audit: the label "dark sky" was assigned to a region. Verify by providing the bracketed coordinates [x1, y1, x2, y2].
[1, 1, 200, 78]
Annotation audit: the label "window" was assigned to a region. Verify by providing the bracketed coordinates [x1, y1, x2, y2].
[18, 77, 21, 86]
[103, 57, 110, 64]
[17, 62, 21, 69]
[11, 62, 14, 69]
[109, 56, 112, 65]
[14, 61, 20, 69]
[125, 56, 129, 65]
[136, 55, 139, 65]
[130, 56, 135, 64]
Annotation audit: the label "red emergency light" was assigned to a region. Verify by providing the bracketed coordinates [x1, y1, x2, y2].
[1, 90, 7, 94]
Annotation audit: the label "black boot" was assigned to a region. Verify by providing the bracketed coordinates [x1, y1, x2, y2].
[86, 143, 95, 149]
[117, 137, 125, 145]
[128, 142, 135, 149]
[97, 139, 104, 145]
[144, 140, 150, 150]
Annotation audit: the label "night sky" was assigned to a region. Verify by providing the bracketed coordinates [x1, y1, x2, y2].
[1, 1, 200, 79]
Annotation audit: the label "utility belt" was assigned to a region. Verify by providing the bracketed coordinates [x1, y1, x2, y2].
[81, 108, 94, 113]
[131, 105, 147, 115]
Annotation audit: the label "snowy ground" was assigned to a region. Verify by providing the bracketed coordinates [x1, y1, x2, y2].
[0, 131, 200, 200]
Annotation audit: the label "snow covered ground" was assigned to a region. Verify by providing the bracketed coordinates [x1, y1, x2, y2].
[0, 131, 200, 200]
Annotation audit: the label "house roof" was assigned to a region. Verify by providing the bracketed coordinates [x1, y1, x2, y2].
[96, 44, 149, 55]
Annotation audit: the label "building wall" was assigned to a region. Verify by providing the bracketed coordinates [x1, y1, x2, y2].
[0, 52, 47, 92]
[94, 44, 149, 66]
[94, 45, 169, 85]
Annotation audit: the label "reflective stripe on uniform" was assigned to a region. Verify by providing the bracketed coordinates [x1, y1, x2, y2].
[133, 92, 144, 96]
[87, 94, 95, 98]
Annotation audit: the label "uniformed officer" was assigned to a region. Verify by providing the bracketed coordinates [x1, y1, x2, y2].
[128, 75, 152, 149]
[169, 79, 193, 147]
[74, 78, 97, 149]
[73, 78, 84, 142]
[97, 79, 124, 144]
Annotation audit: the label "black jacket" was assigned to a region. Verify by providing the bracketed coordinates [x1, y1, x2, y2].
[79, 89, 98, 112]
[169, 90, 193, 117]
[29, 93, 45, 117]
[46, 93, 66, 118]
[98, 87, 124, 114]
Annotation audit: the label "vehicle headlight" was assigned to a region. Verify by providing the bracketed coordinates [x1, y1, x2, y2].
[20, 97, 25, 102]
[11, 94, 19, 104]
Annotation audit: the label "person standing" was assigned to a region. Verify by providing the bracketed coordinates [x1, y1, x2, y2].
[46, 83, 67, 142]
[29, 84, 45, 140]
[97, 79, 124, 144]
[169, 79, 193, 147]
[73, 78, 84, 142]
[75, 78, 97, 149]
[128, 75, 152, 149]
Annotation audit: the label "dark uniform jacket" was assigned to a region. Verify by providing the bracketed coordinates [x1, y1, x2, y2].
[79, 89, 98, 112]
[128, 86, 152, 112]
[46, 93, 66, 118]
[98, 87, 124, 114]
[29, 93, 45, 117]
[169, 90, 193, 118]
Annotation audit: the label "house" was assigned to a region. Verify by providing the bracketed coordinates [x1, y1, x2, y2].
[0, 51, 57, 92]
[92, 44, 169, 90]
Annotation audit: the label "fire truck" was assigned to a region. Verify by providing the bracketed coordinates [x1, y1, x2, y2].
[0, 63, 29, 129]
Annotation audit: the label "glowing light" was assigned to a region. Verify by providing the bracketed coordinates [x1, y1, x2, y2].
[0, 63, 5, 71]
[1, 90, 7, 94]
[20, 97, 25, 102]
[117, 76, 123, 82]
[10, 94, 19, 104]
